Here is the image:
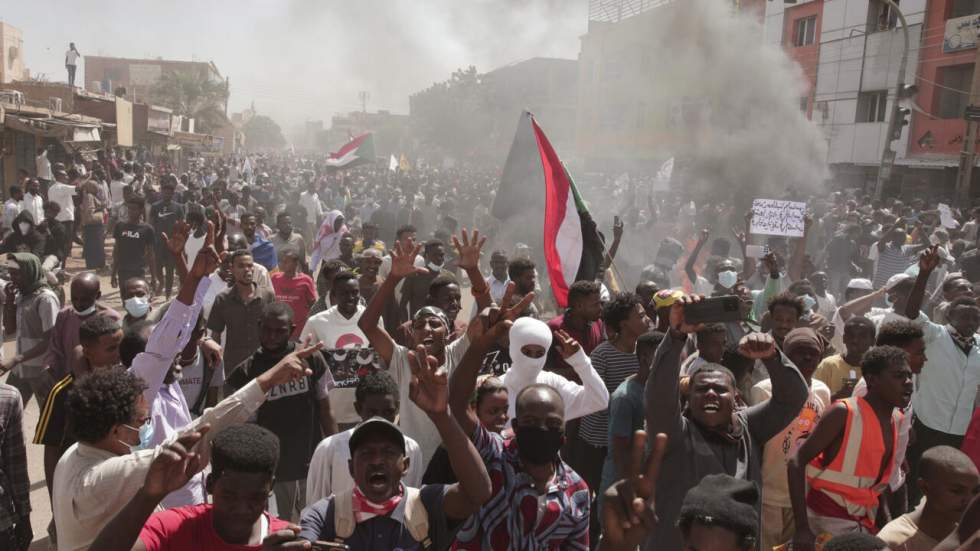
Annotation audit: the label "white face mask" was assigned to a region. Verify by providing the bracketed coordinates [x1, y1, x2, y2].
[717, 270, 738, 289]
[427, 261, 443, 272]
[18, 222, 30, 235]
[802, 294, 817, 312]
[73, 304, 97, 317]
[124, 296, 150, 318]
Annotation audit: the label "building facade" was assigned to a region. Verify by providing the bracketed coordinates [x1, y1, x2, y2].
[0, 21, 26, 84]
[84, 56, 223, 102]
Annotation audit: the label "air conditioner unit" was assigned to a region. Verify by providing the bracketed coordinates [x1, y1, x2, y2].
[49, 97, 63, 112]
[0, 90, 24, 106]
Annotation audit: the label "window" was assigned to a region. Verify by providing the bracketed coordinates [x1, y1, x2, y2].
[867, 0, 899, 32]
[794, 16, 817, 46]
[936, 64, 974, 119]
[856, 91, 888, 122]
[950, 0, 980, 19]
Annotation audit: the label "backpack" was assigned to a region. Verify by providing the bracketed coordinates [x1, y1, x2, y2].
[332, 487, 431, 550]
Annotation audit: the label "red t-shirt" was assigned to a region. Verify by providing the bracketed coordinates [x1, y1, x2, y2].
[139, 504, 290, 550]
[271, 272, 317, 339]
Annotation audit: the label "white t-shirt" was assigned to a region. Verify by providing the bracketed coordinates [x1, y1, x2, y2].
[48, 182, 77, 222]
[109, 179, 127, 207]
[305, 427, 424, 507]
[177, 352, 224, 413]
[65, 49, 80, 65]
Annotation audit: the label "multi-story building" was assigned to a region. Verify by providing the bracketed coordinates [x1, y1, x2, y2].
[0, 21, 27, 84]
[84, 56, 224, 104]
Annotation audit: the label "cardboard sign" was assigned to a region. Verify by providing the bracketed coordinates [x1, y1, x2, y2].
[321, 347, 382, 389]
[750, 199, 806, 237]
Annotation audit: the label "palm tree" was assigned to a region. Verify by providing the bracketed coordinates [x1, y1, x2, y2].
[148, 69, 229, 133]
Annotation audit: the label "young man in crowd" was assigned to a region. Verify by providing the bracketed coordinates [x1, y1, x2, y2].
[604, 295, 807, 550]
[120, 277, 154, 328]
[814, 316, 876, 400]
[269, 211, 307, 270]
[597, 331, 664, 500]
[89, 424, 295, 550]
[270, 249, 315, 341]
[877, 445, 980, 550]
[241, 212, 277, 271]
[226, 302, 336, 522]
[449, 294, 591, 549]
[305, 371, 424, 505]
[904, 245, 980, 505]
[148, 177, 185, 299]
[47, 170, 77, 259]
[3, 253, 60, 408]
[291, 340, 492, 549]
[788, 345, 913, 548]
[578, 292, 650, 494]
[301, 271, 379, 429]
[352, 221, 385, 254]
[750, 328, 832, 549]
[400, 239, 452, 318]
[38, 201, 68, 271]
[357, 233, 492, 462]
[48, 272, 122, 380]
[112, 195, 157, 292]
[357, 247, 383, 304]
[394, 275, 466, 345]
[207, 248, 276, 380]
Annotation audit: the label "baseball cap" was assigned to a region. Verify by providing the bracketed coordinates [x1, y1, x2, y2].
[348, 417, 406, 455]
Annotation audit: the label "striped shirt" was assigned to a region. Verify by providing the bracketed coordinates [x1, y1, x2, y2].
[451, 425, 590, 550]
[873, 243, 916, 288]
[33, 373, 74, 448]
[579, 342, 640, 447]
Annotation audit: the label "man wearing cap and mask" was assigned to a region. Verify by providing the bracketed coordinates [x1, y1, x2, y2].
[606, 294, 807, 550]
[358, 232, 493, 464]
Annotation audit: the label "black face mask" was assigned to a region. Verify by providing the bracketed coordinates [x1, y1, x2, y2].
[515, 425, 564, 465]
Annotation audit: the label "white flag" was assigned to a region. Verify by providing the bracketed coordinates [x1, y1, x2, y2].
[389, 154, 398, 172]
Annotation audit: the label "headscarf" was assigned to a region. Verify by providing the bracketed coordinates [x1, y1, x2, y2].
[8, 252, 47, 295]
[310, 210, 348, 269]
[413, 306, 449, 330]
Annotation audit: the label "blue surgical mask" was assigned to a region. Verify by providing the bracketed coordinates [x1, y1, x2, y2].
[124, 296, 150, 318]
[802, 294, 817, 311]
[717, 270, 738, 289]
[120, 421, 154, 452]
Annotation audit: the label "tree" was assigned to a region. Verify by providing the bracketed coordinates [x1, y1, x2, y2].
[243, 115, 287, 151]
[149, 70, 229, 133]
[409, 66, 494, 159]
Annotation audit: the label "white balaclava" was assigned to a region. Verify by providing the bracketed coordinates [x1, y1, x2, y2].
[502, 317, 554, 420]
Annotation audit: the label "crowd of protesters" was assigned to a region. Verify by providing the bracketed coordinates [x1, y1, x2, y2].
[1, 147, 980, 551]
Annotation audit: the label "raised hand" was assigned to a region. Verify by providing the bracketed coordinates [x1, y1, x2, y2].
[761, 252, 779, 275]
[452, 228, 486, 272]
[141, 425, 211, 500]
[260, 525, 309, 550]
[258, 341, 323, 391]
[738, 332, 777, 360]
[696, 228, 710, 245]
[554, 329, 582, 359]
[161, 220, 191, 264]
[468, 281, 535, 345]
[601, 431, 668, 550]
[669, 295, 706, 335]
[408, 344, 448, 414]
[389, 239, 426, 280]
[189, 221, 219, 279]
[613, 216, 625, 240]
[919, 244, 941, 274]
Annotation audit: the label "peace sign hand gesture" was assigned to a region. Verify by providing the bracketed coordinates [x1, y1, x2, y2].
[467, 281, 535, 345]
[189, 221, 219, 279]
[408, 345, 448, 414]
[452, 227, 486, 272]
[554, 329, 582, 359]
[601, 431, 668, 550]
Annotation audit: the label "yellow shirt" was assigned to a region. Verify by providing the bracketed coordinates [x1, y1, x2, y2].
[813, 354, 861, 396]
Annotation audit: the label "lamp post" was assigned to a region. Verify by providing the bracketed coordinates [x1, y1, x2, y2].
[874, 0, 910, 200]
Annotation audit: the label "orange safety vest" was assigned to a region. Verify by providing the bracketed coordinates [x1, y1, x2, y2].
[805, 396, 901, 530]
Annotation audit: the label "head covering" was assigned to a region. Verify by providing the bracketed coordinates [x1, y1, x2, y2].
[846, 278, 873, 291]
[413, 306, 449, 329]
[885, 273, 913, 291]
[782, 327, 824, 355]
[653, 289, 684, 309]
[506, 317, 553, 381]
[679, 474, 759, 544]
[7, 252, 47, 295]
[310, 210, 348, 268]
[349, 416, 406, 455]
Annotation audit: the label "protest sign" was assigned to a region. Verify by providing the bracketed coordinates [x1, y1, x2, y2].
[750, 199, 806, 237]
[652, 157, 674, 191]
[322, 347, 382, 389]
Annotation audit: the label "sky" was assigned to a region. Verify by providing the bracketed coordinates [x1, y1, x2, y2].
[4, 0, 588, 132]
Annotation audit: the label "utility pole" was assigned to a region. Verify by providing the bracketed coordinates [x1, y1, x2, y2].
[358, 90, 370, 113]
[874, 0, 910, 200]
[955, 41, 980, 204]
